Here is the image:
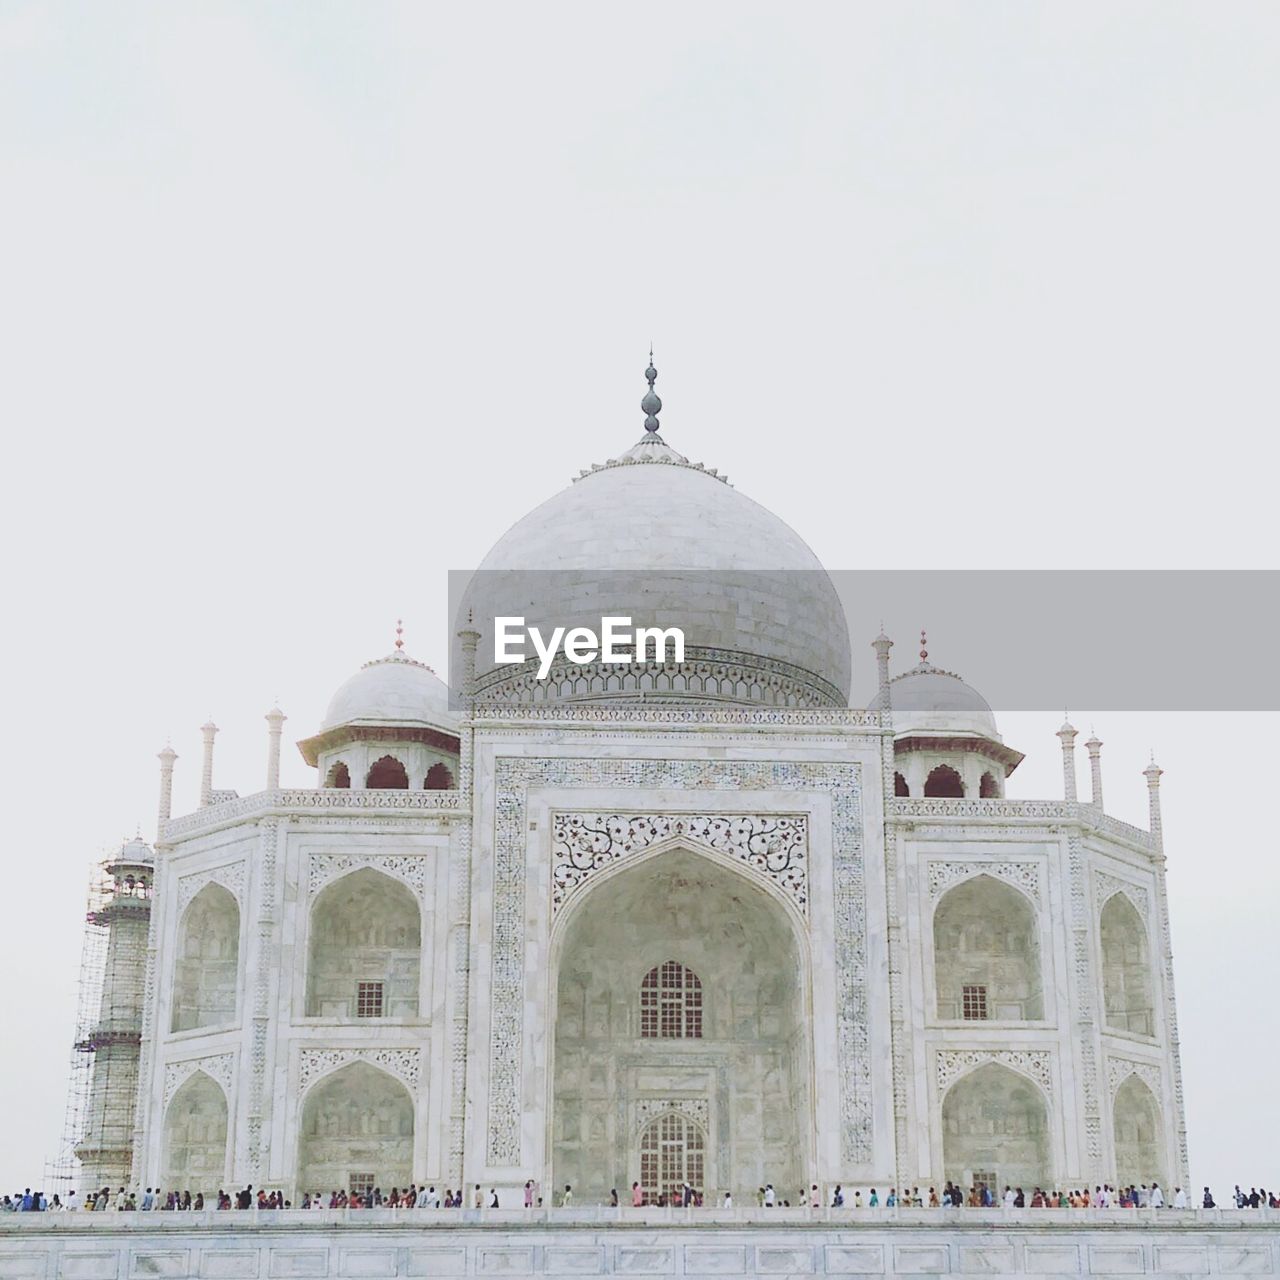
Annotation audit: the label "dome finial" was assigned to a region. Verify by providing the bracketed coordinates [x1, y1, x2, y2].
[395, 619, 404, 651]
[919, 629, 928, 662]
[641, 346, 662, 434]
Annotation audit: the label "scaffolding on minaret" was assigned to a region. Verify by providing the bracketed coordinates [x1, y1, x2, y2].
[47, 842, 153, 1194]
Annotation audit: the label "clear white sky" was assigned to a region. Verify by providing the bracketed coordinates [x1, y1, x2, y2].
[0, 2, 1277, 1196]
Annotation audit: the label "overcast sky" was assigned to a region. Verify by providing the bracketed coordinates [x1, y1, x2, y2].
[1, 2, 1277, 1196]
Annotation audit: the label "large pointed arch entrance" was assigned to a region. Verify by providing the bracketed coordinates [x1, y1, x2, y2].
[549, 844, 812, 1204]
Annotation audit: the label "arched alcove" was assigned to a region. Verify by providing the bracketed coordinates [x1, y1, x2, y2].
[366, 755, 408, 789]
[894, 772, 909, 797]
[297, 1062, 414, 1198]
[924, 765, 965, 797]
[161, 1072, 228, 1194]
[934, 875, 1042, 1021]
[306, 869, 421, 1018]
[325, 761, 351, 788]
[942, 1063, 1051, 1194]
[552, 848, 809, 1205]
[171, 884, 240, 1032]
[1113, 1075, 1165, 1189]
[1101, 894, 1155, 1036]
[979, 771, 1000, 798]
[424, 762, 454, 790]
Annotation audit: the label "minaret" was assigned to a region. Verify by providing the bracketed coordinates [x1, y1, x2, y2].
[74, 838, 154, 1196]
[199, 720, 218, 807]
[1144, 754, 1164, 849]
[265, 707, 286, 791]
[156, 745, 177, 840]
[1057, 717, 1078, 801]
[1085, 731, 1104, 808]
[872, 626, 894, 701]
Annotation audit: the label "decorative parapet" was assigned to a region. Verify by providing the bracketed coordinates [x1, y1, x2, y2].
[471, 703, 883, 729]
[890, 798, 1157, 853]
[162, 788, 466, 842]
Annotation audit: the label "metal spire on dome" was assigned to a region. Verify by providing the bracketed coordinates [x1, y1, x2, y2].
[395, 619, 404, 651]
[642, 346, 662, 434]
[919, 630, 928, 662]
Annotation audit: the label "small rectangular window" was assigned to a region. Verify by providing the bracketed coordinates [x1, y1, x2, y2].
[961, 984, 988, 1020]
[356, 981, 384, 1018]
[349, 1172, 375, 1200]
[972, 1170, 998, 1196]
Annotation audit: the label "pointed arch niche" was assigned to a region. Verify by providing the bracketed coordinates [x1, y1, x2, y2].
[550, 845, 811, 1205]
[1101, 892, 1155, 1037]
[941, 1062, 1051, 1194]
[934, 874, 1043, 1021]
[171, 883, 240, 1032]
[161, 1072, 229, 1194]
[306, 868, 421, 1018]
[296, 1061, 414, 1198]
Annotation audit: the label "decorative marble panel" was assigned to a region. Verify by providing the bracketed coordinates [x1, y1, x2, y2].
[552, 813, 807, 916]
[1095, 871, 1151, 923]
[1107, 1056, 1163, 1101]
[176, 862, 247, 915]
[163, 1053, 235, 1106]
[936, 1049, 1054, 1096]
[926, 859, 1042, 907]
[298, 1047, 422, 1093]
[307, 851, 434, 899]
[634, 1099, 710, 1132]
[489, 757, 866, 1167]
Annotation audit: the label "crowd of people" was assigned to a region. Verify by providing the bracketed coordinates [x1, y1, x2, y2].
[4, 1182, 1278, 1214]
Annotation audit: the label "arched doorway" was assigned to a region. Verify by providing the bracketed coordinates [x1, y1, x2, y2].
[551, 847, 809, 1205]
[942, 1062, 1051, 1196]
[639, 1109, 707, 1206]
[1113, 1075, 1165, 1189]
[296, 1062, 414, 1200]
[162, 1072, 228, 1195]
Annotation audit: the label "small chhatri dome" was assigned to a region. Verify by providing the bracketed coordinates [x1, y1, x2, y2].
[321, 625, 457, 736]
[870, 634, 1001, 741]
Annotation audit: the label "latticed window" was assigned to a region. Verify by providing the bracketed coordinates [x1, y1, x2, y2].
[349, 1172, 375, 1200]
[961, 984, 988, 1020]
[639, 1111, 706, 1205]
[972, 1170, 998, 1198]
[640, 961, 702, 1038]
[356, 981, 384, 1018]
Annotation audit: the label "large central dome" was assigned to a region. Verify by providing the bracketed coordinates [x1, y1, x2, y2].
[458, 370, 851, 708]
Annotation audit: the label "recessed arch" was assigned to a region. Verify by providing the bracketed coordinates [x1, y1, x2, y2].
[424, 762, 454, 790]
[161, 1071, 228, 1195]
[979, 771, 1000, 798]
[934, 874, 1043, 1021]
[325, 760, 351, 788]
[942, 1061, 1051, 1195]
[1113, 1074, 1165, 1189]
[171, 883, 240, 1032]
[894, 771, 909, 797]
[296, 1061, 414, 1199]
[306, 868, 421, 1018]
[366, 755, 409, 789]
[924, 764, 965, 797]
[1101, 893, 1154, 1037]
[551, 843, 811, 1207]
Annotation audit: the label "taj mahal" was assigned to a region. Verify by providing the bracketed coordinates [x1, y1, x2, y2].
[66, 362, 1189, 1221]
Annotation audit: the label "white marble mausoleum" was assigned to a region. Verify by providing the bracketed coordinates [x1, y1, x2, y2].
[71, 365, 1190, 1211]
